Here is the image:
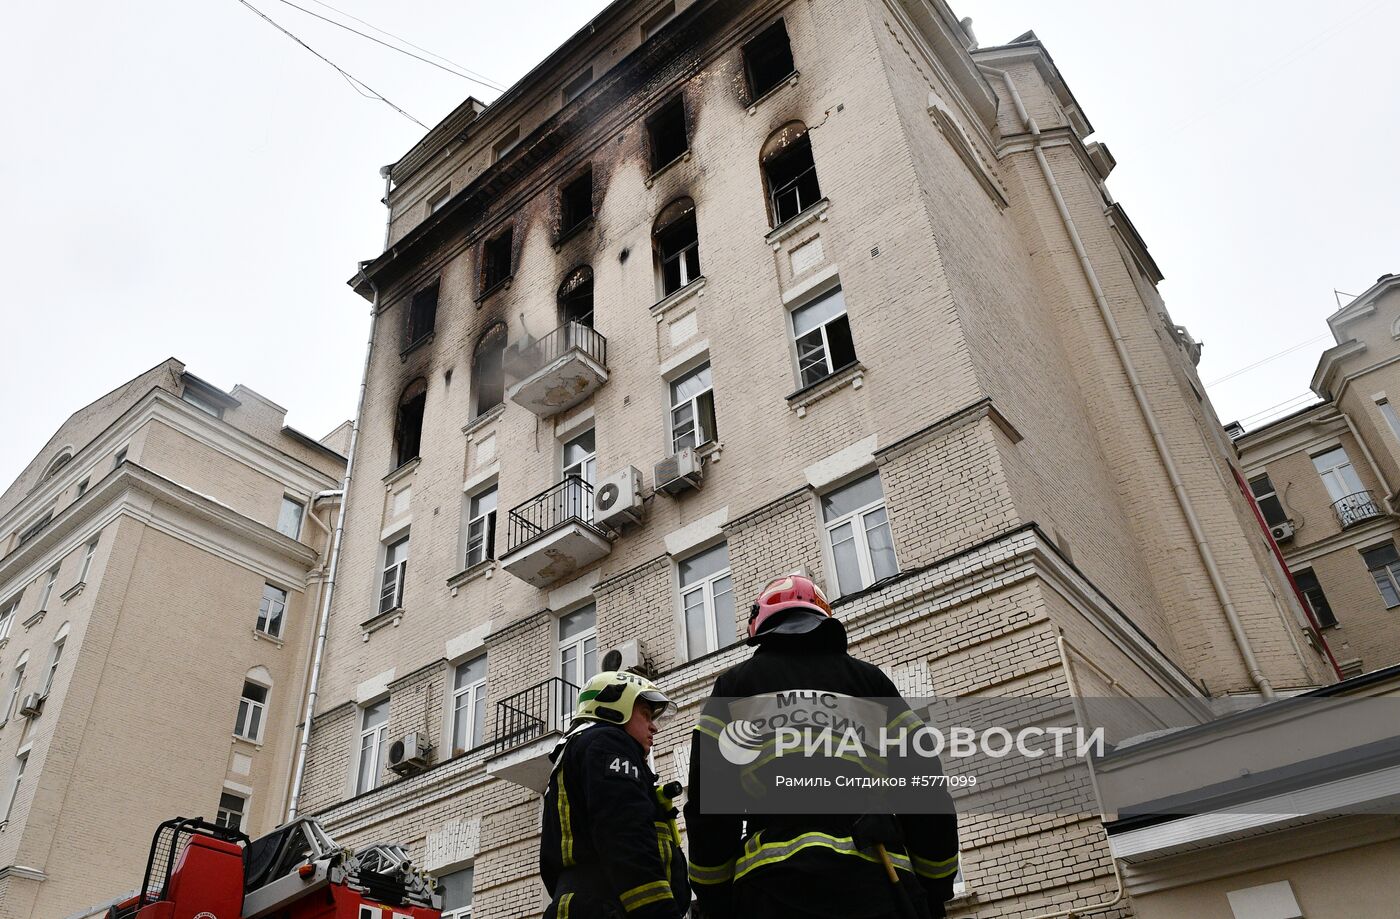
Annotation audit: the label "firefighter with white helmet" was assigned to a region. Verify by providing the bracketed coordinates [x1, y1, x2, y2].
[540, 669, 690, 919]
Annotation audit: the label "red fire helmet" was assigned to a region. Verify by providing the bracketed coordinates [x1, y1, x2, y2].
[747, 573, 833, 640]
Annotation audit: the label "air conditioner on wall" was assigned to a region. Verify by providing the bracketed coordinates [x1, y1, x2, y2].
[18, 693, 44, 719]
[594, 467, 646, 531]
[654, 447, 703, 496]
[1271, 521, 1296, 542]
[388, 732, 433, 775]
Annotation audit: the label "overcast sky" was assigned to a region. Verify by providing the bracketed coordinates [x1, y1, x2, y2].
[2, 0, 1396, 488]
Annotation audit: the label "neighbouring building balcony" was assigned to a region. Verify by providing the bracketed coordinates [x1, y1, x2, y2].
[504, 321, 609, 418]
[485, 677, 578, 793]
[498, 476, 610, 588]
[1333, 491, 1384, 529]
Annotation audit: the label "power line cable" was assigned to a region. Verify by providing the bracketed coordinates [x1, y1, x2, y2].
[299, 0, 506, 91]
[233, 0, 426, 128]
[1205, 334, 1331, 386]
[1238, 392, 1320, 425]
[272, 0, 506, 93]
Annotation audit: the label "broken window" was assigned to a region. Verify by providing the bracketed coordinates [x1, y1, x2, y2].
[647, 96, 688, 173]
[743, 19, 795, 100]
[559, 266, 595, 328]
[560, 168, 594, 236]
[405, 280, 439, 348]
[562, 67, 593, 104]
[473, 324, 507, 417]
[654, 197, 700, 297]
[481, 227, 513, 293]
[394, 379, 426, 469]
[791, 287, 857, 387]
[762, 123, 822, 226]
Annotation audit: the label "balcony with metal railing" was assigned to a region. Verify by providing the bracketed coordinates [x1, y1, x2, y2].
[485, 677, 578, 793]
[1332, 491, 1384, 529]
[498, 476, 610, 588]
[503, 321, 609, 418]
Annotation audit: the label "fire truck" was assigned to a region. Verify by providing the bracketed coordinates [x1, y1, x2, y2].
[102, 816, 441, 919]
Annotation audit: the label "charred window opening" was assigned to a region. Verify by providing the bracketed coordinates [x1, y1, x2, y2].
[743, 19, 795, 100]
[405, 280, 439, 349]
[560, 168, 594, 236]
[559, 266, 595, 328]
[562, 67, 593, 105]
[653, 197, 700, 297]
[647, 96, 689, 173]
[481, 228, 513, 294]
[762, 124, 821, 226]
[473, 324, 507, 417]
[395, 378, 427, 469]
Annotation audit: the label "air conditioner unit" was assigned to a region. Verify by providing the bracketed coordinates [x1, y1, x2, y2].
[594, 467, 646, 531]
[601, 639, 654, 678]
[387, 732, 433, 775]
[18, 693, 44, 719]
[653, 447, 703, 496]
[1271, 521, 1296, 542]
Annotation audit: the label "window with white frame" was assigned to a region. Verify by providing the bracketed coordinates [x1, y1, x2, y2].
[216, 791, 246, 831]
[0, 597, 18, 642]
[380, 535, 409, 614]
[277, 496, 305, 540]
[791, 287, 857, 387]
[562, 429, 597, 523]
[465, 487, 497, 569]
[1379, 399, 1400, 442]
[41, 635, 64, 696]
[653, 196, 699, 296]
[451, 656, 488, 756]
[36, 568, 58, 613]
[821, 472, 898, 596]
[356, 698, 390, 794]
[1248, 474, 1288, 528]
[3, 751, 28, 823]
[438, 865, 475, 919]
[679, 543, 735, 658]
[558, 604, 598, 689]
[77, 537, 99, 584]
[1362, 543, 1400, 609]
[3, 657, 26, 724]
[234, 680, 269, 742]
[1312, 447, 1365, 502]
[257, 584, 288, 639]
[669, 362, 717, 453]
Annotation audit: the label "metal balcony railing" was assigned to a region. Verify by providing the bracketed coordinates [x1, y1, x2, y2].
[1333, 491, 1384, 529]
[511, 321, 608, 378]
[493, 677, 578, 754]
[505, 475, 596, 553]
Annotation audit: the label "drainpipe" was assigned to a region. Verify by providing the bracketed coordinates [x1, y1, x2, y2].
[979, 63, 1275, 700]
[286, 165, 393, 821]
[1339, 411, 1395, 514]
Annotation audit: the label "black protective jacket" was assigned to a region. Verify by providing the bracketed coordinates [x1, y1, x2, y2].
[684, 624, 960, 918]
[541, 723, 690, 919]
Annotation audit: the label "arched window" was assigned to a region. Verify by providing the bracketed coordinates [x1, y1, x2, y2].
[653, 197, 700, 297]
[473, 324, 508, 418]
[43, 452, 73, 481]
[761, 122, 821, 226]
[234, 667, 273, 743]
[558, 266, 594, 328]
[395, 379, 427, 469]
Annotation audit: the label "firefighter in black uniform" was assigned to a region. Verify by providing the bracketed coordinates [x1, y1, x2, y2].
[685, 574, 960, 919]
[541, 669, 690, 919]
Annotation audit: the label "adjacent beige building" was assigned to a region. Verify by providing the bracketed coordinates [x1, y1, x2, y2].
[1235, 273, 1400, 678]
[0, 359, 345, 918]
[293, 2, 1333, 918]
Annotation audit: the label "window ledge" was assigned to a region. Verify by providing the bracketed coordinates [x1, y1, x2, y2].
[383, 456, 422, 486]
[60, 582, 85, 603]
[766, 198, 831, 248]
[447, 559, 496, 593]
[476, 275, 513, 305]
[747, 69, 800, 115]
[462, 403, 506, 438]
[231, 735, 264, 752]
[650, 277, 707, 322]
[361, 607, 404, 641]
[554, 216, 595, 249]
[400, 333, 435, 362]
[697, 440, 724, 464]
[645, 150, 692, 188]
[252, 628, 286, 648]
[22, 609, 46, 630]
[787, 361, 866, 417]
